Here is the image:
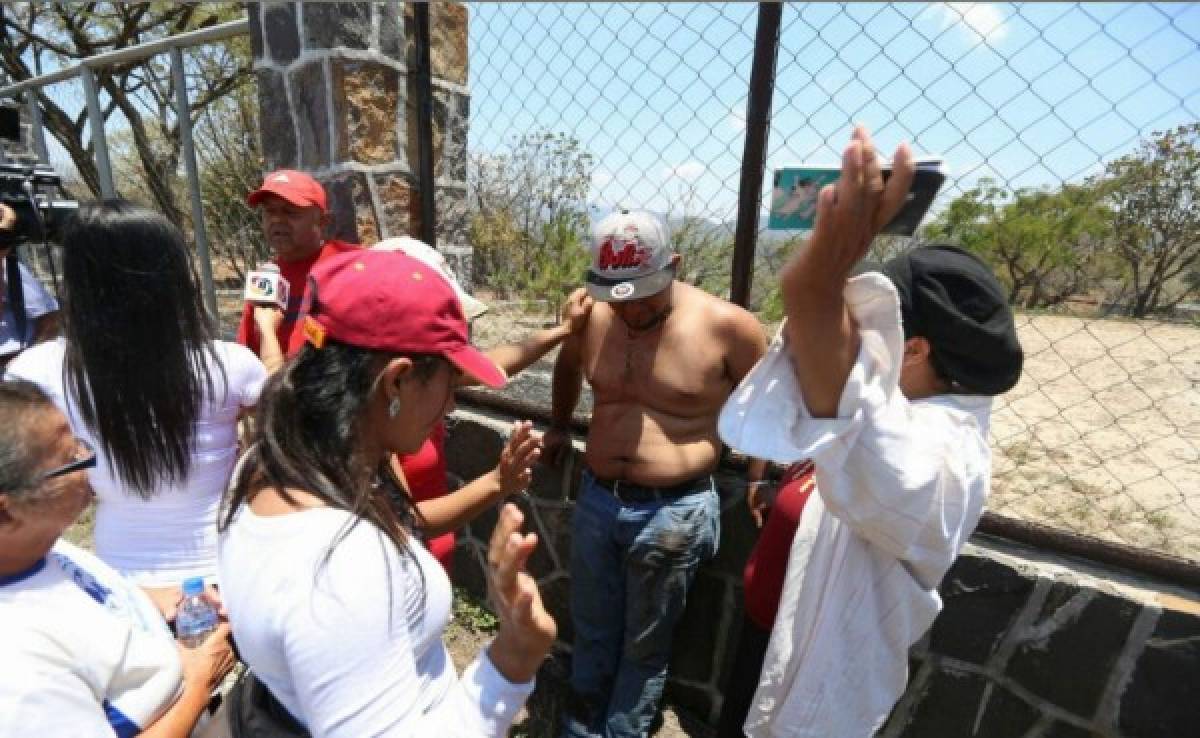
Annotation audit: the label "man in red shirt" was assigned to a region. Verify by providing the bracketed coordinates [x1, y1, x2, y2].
[236, 170, 360, 370]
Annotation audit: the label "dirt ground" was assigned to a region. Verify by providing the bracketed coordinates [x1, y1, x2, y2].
[988, 313, 1200, 560]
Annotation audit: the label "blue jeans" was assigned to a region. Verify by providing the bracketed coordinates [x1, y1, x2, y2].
[562, 470, 720, 738]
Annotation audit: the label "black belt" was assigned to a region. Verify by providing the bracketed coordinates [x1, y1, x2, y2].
[588, 470, 713, 503]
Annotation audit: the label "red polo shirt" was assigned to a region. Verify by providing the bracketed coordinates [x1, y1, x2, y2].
[236, 239, 360, 356]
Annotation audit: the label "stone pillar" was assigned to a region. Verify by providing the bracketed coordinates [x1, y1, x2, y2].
[248, 2, 471, 279]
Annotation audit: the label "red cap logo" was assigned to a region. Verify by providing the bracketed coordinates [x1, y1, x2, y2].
[597, 226, 648, 271]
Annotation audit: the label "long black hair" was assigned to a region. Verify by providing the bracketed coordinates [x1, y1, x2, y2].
[221, 340, 439, 560]
[61, 200, 223, 497]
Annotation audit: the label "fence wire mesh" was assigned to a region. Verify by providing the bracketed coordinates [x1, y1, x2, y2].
[467, 2, 1200, 563]
[4, 2, 1198, 566]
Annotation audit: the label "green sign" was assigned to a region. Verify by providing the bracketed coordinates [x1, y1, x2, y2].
[768, 167, 840, 231]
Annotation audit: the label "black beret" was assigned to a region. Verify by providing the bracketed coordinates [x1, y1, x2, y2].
[882, 244, 1023, 396]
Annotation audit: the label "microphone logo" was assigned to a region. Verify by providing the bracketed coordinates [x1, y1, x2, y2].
[244, 266, 290, 309]
[249, 275, 275, 297]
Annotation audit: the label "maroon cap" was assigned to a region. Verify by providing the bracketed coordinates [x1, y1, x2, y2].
[246, 170, 328, 213]
[300, 250, 507, 388]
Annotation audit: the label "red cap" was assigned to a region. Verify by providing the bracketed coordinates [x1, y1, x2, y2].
[246, 169, 328, 213]
[301, 250, 507, 388]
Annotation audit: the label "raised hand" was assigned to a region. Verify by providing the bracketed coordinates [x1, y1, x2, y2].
[495, 420, 541, 495]
[779, 126, 915, 417]
[485, 504, 558, 683]
[782, 125, 914, 307]
[559, 287, 594, 335]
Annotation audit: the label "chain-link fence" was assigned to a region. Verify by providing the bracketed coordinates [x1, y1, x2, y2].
[467, 2, 1200, 565]
[4, 3, 1198, 569]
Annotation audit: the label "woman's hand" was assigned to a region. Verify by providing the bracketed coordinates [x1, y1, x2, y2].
[485, 504, 557, 684]
[494, 421, 541, 496]
[177, 622, 236, 693]
[559, 288, 594, 335]
[252, 305, 284, 339]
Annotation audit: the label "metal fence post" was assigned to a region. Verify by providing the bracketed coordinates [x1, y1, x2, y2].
[170, 46, 219, 320]
[730, 2, 782, 308]
[25, 92, 49, 163]
[413, 2, 438, 248]
[79, 66, 115, 198]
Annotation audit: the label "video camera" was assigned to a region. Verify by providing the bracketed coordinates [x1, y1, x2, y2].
[0, 102, 78, 247]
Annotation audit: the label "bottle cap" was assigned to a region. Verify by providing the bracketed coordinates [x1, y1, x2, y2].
[182, 576, 206, 597]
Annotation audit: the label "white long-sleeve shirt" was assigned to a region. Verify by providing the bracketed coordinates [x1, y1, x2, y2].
[218, 505, 534, 737]
[718, 273, 993, 738]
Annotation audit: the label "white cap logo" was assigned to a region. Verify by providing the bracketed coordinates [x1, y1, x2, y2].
[271, 174, 290, 182]
[610, 282, 635, 300]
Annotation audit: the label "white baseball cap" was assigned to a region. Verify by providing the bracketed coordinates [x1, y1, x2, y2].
[585, 209, 675, 302]
[370, 237, 490, 320]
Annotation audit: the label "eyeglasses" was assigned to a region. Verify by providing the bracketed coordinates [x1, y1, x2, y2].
[39, 438, 97, 482]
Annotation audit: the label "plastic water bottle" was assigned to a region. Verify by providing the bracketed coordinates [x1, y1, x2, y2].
[176, 577, 218, 648]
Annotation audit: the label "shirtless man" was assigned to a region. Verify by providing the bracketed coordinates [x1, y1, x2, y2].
[545, 209, 767, 738]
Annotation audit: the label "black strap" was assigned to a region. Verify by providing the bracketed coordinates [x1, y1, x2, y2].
[228, 670, 310, 738]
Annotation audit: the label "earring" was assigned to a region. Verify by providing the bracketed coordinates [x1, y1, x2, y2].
[388, 398, 401, 418]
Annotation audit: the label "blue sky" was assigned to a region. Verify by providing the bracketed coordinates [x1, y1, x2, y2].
[467, 2, 1200, 224]
[18, 3, 1198, 232]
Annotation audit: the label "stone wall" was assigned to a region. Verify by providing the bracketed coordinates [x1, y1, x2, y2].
[446, 407, 1200, 738]
[248, 2, 472, 277]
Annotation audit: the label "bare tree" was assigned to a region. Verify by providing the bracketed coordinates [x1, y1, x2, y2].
[0, 3, 250, 224]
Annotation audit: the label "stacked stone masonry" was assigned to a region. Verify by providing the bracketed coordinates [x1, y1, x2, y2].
[249, 2, 471, 279]
[447, 409, 1200, 738]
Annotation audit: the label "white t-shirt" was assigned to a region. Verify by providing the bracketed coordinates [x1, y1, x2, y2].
[0, 260, 58, 357]
[6, 338, 267, 585]
[0, 540, 183, 737]
[218, 505, 534, 737]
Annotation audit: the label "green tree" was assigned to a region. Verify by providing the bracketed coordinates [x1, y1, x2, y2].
[468, 130, 593, 307]
[927, 178, 1112, 308]
[1099, 122, 1200, 317]
[663, 184, 734, 298]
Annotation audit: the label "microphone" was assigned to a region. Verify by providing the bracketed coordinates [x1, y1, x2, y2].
[244, 263, 290, 310]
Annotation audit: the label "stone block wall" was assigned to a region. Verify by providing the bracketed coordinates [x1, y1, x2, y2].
[248, 2, 472, 277]
[447, 407, 1200, 737]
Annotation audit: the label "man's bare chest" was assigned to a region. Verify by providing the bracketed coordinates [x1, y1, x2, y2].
[585, 329, 729, 407]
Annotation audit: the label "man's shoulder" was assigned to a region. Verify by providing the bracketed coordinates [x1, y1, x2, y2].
[682, 284, 763, 338]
